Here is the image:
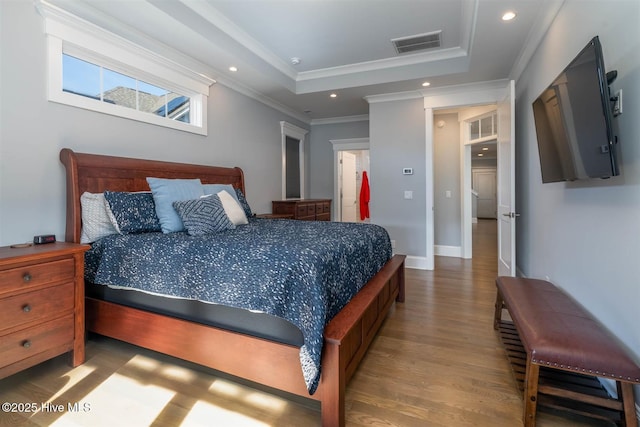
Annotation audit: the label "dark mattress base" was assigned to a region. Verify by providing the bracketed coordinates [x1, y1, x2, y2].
[86, 282, 305, 347]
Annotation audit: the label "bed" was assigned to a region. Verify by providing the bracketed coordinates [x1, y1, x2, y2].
[60, 148, 406, 426]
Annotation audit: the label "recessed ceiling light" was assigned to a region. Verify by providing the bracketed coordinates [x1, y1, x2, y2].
[330, 93, 337, 98]
[478, 153, 484, 157]
[482, 147, 489, 151]
[229, 66, 238, 72]
[422, 81, 431, 87]
[502, 11, 516, 21]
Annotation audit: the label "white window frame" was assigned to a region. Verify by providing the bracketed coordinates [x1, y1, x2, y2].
[40, 2, 214, 135]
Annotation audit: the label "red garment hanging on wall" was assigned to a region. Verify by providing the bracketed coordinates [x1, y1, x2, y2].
[360, 171, 370, 220]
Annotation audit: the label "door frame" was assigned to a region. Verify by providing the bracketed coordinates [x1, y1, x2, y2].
[331, 138, 370, 222]
[424, 80, 513, 269]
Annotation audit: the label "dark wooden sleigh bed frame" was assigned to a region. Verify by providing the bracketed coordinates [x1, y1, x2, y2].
[60, 148, 406, 427]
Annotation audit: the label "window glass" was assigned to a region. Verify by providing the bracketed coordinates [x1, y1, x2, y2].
[161, 93, 190, 122]
[480, 116, 493, 138]
[470, 120, 480, 140]
[103, 68, 137, 109]
[63, 55, 100, 100]
[61, 53, 192, 124]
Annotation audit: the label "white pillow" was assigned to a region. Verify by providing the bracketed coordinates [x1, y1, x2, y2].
[80, 192, 120, 243]
[217, 190, 248, 226]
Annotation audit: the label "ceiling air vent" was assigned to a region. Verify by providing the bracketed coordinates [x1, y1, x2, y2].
[392, 31, 442, 54]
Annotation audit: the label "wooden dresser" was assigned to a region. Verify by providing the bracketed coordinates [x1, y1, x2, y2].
[0, 242, 89, 379]
[272, 199, 332, 221]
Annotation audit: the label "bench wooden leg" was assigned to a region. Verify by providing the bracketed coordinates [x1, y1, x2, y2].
[493, 289, 504, 330]
[617, 381, 638, 427]
[523, 356, 540, 427]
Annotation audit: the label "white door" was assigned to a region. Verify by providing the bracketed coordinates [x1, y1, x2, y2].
[473, 169, 497, 219]
[497, 80, 517, 276]
[341, 152, 358, 222]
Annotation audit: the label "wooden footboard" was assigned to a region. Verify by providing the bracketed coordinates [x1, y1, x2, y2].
[86, 254, 405, 427]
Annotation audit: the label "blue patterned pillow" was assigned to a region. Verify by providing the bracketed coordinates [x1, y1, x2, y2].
[103, 191, 161, 234]
[235, 188, 253, 218]
[172, 195, 235, 236]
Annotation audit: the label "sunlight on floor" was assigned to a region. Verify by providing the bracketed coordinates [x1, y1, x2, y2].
[208, 379, 286, 412]
[37, 352, 289, 426]
[50, 372, 176, 427]
[44, 364, 96, 404]
[180, 400, 270, 427]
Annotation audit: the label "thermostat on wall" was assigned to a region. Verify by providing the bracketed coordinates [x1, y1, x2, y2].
[402, 168, 413, 175]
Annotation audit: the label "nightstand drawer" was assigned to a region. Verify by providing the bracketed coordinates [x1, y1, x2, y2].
[0, 282, 75, 333]
[0, 258, 74, 295]
[0, 314, 74, 368]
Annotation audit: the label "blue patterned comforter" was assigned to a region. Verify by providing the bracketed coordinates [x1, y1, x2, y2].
[85, 218, 392, 394]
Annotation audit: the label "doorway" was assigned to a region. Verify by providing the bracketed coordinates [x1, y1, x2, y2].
[427, 80, 514, 271]
[337, 150, 369, 222]
[471, 141, 497, 220]
[331, 138, 370, 222]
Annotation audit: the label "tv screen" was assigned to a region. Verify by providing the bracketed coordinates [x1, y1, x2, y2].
[532, 36, 618, 183]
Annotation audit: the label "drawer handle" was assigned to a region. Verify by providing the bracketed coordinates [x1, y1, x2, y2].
[22, 273, 32, 283]
[22, 340, 32, 349]
[22, 304, 32, 313]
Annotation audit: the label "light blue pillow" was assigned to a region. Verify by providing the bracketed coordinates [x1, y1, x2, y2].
[173, 195, 235, 236]
[146, 177, 204, 233]
[202, 183, 240, 203]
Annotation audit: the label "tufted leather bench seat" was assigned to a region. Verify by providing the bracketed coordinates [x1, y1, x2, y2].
[494, 276, 640, 427]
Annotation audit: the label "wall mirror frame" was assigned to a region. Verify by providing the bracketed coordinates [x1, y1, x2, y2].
[280, 121, 308, 199]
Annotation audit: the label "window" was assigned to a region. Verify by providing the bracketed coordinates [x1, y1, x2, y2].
[41, 2, 213, 135]
[62, 54, 191, 124]
[468, 111, 497, 142]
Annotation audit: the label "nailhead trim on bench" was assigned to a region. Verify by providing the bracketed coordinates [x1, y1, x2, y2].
[533, 358, 639, 382]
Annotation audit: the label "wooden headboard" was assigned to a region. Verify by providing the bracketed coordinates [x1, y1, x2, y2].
[60, 148, 246, 244]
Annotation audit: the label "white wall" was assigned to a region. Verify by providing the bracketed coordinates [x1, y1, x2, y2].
[0, 1, 308, 245]
[369, 98, 427, 259]
[515, 0, 640, 400]
[433, 113, 461, 248]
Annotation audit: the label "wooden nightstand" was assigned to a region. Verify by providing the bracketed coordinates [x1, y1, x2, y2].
[0, 242, 89, 379]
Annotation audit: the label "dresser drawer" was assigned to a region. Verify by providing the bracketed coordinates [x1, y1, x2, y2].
[0, 314, 74, 368]
[0, 282, 75, 333]
[0, 258, 74, 296]
[296, 204, 308, 217]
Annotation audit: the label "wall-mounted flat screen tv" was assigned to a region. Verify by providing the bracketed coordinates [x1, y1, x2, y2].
[532, 36, 618, 183]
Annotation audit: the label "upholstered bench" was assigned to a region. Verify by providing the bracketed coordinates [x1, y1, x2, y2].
[494, 276, 640, 427]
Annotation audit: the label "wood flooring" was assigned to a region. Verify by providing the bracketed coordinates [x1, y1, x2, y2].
[0, 220, 613, 426]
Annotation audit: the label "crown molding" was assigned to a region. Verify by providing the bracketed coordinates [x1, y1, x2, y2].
[364, 90, 423, 104]
[311, 115, 369, 126]
[179, 0, 297, 81]
[509, 0, 565, 84]
[215, 77, 311, 125]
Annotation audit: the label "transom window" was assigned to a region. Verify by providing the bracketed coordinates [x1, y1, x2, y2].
[63, 54, 191, 123]
[468, 111, 497, 142]
[40, 1, 214, 135]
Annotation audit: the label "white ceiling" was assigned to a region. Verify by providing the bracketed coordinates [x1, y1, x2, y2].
[45, 0, 561, 122]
